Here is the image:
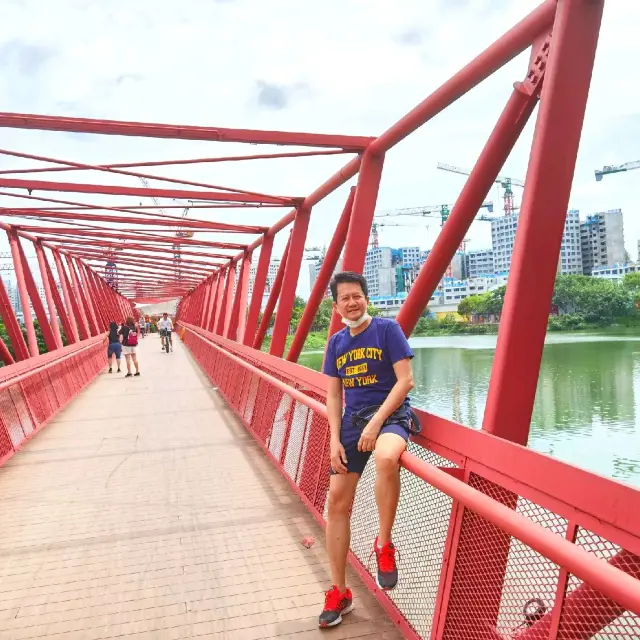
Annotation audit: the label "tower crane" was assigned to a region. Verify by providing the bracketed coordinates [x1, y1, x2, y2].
[595, 160, 640, 181]
[139, 178, 193, 282]
[372, 201, 494, 250]
[437, 163, 525, 216]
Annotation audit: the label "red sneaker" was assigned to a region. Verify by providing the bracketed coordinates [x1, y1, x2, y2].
[318, 585, 354, 628]
[374, 537, 398, 590]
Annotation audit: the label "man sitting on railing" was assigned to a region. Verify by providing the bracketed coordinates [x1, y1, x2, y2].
[319, 271, 415, 629]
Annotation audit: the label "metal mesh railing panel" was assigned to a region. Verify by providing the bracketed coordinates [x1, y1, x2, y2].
[350, 446, 457, 638]
[442, 474, 566, 639]
[0, 339, 106, 469]
[556, 528, 640, 639]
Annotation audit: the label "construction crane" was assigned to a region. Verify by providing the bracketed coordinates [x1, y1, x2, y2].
[437, 163, 525, 215]
[595, 160, 640, 181]
[139, 178, 193, 282]
[375, 200, 494, 224]
[369, 220, 431, 249]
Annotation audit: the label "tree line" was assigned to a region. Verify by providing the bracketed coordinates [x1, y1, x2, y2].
[457, 273, 640, 330]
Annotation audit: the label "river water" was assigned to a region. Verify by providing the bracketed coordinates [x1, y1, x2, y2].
[298, 332, 640, 487]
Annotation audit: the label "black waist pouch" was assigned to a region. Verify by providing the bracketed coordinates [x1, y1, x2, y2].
[350, 404, 422, 436]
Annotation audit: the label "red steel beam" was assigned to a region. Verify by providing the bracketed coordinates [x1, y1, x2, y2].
[269, 207, 311, 357]
[243, 234, 274, 346]
[0, 335, 14, 366]
[84, 255, 218, 276]
[57, 241, 234, 262]
[396, 71, 542, 333]
[287, 187, 355, 362]
[8, 203, 283, 211]
[483, 0, 605, 447]
[7, 230, 39, 357]
[0, 113, 374, 150]
[0, 147, 293, 203]
[0, 176, 299, 205]
[75, 250, 222, 273]
[34, 243, 64, 349]
[31, 232, 246, 251]
[17, 239, 58, 352]
[369, 0, 556, 155]
[228, 252, 252, 341]
[52, 249, 80, 342]
[0, 149, 349, 175]
[0, 275, 29, 361]
[1, 208, 269, 234]
[253, 234, 291, 350]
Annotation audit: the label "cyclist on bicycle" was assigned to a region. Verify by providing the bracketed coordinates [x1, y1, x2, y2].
[158, 313, 174, 352]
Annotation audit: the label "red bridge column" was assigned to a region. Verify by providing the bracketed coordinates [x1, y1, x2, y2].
[483, 0, 605, 446]
[52, 250, 80, 343]
[0, 276, 29, 361]
[327, 150, 384, 339]
[228, 251, 252, 341]
[7, 230, 39, 357]
[287, 187, 355, 362]
[63, 253, 90, 340]
[244, 234, 274, 346]
[34, 242, 64, 350]
[270, 206, 312, 358]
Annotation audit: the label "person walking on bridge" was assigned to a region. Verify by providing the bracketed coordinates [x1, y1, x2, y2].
[106, 321, 121, 374]
[319, 271, 416, 629]
[119, 317, 141, 378]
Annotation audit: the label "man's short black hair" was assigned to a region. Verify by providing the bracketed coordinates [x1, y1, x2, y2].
[329, 271, 369, 302]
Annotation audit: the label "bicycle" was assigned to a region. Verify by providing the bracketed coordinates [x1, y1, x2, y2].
[160, 329, 172, 353]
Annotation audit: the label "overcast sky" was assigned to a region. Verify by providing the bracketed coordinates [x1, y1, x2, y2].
[0, 0, 637, 299]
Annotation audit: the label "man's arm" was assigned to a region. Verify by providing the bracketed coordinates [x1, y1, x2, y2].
[326, 377, 348, 474]
[326, 377, 343, 444]
[374, 358, 414, 423]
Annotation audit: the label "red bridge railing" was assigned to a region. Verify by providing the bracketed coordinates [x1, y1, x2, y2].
[181, 323, 640, 640]
[0, 335, 106, 467]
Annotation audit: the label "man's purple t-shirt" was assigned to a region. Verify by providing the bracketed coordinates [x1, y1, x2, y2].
[323, 317, 414, 423]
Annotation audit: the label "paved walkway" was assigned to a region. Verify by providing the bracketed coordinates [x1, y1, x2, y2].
[0, 334, 402, 639]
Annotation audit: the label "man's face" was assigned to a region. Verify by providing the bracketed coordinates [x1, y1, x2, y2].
[334, 281, 368, 321]
[163, 314, 168, 319]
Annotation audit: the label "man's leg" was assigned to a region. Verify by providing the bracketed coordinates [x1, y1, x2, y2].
[374, 432, 406, 545]
[320, 471, 360, 628]
[326, 472, 360, 592]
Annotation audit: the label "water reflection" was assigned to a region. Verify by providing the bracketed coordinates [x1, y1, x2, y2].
[298, 335, 640, 486]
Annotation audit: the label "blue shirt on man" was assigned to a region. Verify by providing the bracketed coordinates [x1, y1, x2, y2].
[323, 317, 414, 423]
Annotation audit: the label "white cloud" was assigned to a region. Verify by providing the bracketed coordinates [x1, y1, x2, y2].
[0, 0, 637, 298]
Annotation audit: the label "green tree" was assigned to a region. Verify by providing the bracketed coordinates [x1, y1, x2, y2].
[289, 295, 307, 329]
[484, 286, 506, 317]
[458, 294, 486, 319]
[313, 297, 334, 329]
[552, 274, 633, 325]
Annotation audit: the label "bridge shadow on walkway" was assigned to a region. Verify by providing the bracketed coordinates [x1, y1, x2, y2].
[0, 334, 402, 639]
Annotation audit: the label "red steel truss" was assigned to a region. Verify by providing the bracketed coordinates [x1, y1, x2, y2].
[2, 2, 639, 639]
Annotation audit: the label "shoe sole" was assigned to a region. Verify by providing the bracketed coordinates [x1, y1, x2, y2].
[319, 603, 354, 628]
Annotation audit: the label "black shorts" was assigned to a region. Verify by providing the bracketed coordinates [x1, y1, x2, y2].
[330, 421, 410, 476]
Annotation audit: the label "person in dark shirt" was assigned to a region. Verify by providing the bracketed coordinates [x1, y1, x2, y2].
[318, 272, 415, 628]
[119, 317, 141, 378]
[107, 321, 121, 374]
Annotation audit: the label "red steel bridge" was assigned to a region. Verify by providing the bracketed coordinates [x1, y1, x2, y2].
[1, 1, 639, 638]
